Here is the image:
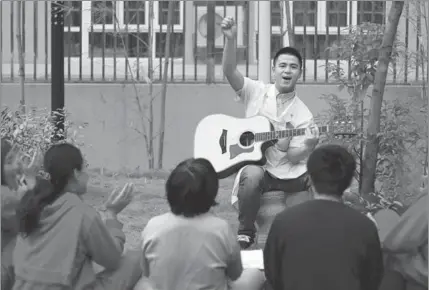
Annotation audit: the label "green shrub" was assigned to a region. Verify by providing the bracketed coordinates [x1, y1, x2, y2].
[1, 106, 88, 168]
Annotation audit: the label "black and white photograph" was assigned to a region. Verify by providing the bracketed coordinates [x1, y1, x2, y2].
[1, 1, 428, 290]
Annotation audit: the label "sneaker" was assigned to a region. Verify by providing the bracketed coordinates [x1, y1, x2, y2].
[237, 234, 254, 250]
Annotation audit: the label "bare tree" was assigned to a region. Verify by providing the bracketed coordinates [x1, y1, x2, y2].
[147, 0, 155, 169]
[278, 1, 294, 46]
[157, 1, 175, 169]
[16, 1, 25, 113]
[283, 1, 294, 46]
[80, 1, 174, 170]
[360, 1, 405, 197]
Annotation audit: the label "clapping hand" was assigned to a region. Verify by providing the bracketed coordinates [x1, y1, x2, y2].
[4, 146, 43, 196]
[104, 183, 135, 215]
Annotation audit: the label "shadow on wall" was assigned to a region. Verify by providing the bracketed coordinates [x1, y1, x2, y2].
[0, 83, 424, 172]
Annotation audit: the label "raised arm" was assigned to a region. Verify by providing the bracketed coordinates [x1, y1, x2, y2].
[221, 17, 244, 92]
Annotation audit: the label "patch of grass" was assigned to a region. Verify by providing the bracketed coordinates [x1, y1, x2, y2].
[84, 171, 238, 250]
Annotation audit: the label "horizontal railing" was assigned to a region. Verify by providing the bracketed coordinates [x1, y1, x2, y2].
[0, 1, 427, 84]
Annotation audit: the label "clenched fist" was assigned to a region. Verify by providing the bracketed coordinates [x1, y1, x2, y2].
[221, 17, 237, 40]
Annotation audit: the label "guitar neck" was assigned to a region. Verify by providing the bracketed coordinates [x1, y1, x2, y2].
[255, 125, 329, 142]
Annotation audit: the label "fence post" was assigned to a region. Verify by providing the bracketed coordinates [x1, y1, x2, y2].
[258, 1, 271, 83]
[51, 1, 65, 141]
[206, 1, 215, 84]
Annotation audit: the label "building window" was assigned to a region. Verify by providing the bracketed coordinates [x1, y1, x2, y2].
[91, 1, 115, 25]
[271, 1, 282, 27]
[326, 1, 347, 27]
[158, 1, 181, 25]
[155, 32, 185, 58]
[64, 1, 81, 57]
[293, 1, 317, 27]
[124, 1, 146, 25]
[357, 1, 385, 24]
[288, 1, 352, 60]
[255, 34, 283, 60]
[295, 35, 338, 60]
[86, 1, 184, 58]
[89, 32, 150, 58]
[64, 0, 81, 27]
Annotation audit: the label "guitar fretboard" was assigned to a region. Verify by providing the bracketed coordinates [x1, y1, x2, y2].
[255, 125, 329, 142]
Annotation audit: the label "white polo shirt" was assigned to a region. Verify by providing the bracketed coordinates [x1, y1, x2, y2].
[235, 77, 317, 180]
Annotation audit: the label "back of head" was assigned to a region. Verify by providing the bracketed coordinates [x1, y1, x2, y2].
[16, 143, 83, 236]
[307, 144, 356, 198]
[166, 158, 219, 217]
[1, 138, 12, 186]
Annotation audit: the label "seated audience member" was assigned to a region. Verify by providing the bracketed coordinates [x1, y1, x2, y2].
[1, 140, 38, 290]
[1, 138, 19, 290]
[138, 158, 243, 290]
[264, 144, 384, 290]
[12, 143, 142, 290]
[379, 192, 428, 290]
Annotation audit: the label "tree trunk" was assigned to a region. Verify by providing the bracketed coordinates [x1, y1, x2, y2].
[360, 1, 404, 199]
[16, 1, 25, 113]
[284, 0, 294, 46]
[157, 1, 174, 169]
[148, 0, 155, 169]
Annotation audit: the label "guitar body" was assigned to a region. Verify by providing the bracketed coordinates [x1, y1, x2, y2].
[194, 114, 274, 179]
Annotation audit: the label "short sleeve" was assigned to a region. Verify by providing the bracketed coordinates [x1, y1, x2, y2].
[140, 218, 154, 277]
[235, 77, 266, 105]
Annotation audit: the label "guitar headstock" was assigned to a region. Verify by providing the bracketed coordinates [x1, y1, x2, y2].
[330, 118, 358, 139]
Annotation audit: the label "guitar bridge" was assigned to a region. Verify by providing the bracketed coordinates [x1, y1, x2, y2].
[219, 129, 227, 154]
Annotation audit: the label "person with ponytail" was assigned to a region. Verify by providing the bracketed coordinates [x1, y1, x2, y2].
[12, 143, 142, 290]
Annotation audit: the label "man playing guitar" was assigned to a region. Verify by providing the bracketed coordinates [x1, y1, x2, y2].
[221, 17, 319, 249]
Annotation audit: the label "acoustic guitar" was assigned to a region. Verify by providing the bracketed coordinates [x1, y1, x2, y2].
[193, 114, 356, 179]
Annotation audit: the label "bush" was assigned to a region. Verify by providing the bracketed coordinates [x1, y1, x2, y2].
[317, 94, 426, 214]
[1, 106, 88, 167]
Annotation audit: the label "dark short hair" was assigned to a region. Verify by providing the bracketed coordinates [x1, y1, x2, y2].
[307, 144, 356, 197]
[273, 46, 303, 68]
[166, 158, 219, 217]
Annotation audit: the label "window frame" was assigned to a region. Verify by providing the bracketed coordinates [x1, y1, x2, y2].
[64, 1, 82, 33]
[63, 1, 82, 58]
[254, 1, 386, 62]
[356, 1, 386, 25]
[79, 1, 185, 59]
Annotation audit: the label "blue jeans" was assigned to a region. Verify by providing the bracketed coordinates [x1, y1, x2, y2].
[237, 165, 312, 239]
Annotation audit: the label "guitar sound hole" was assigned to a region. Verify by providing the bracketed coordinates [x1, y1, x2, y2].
[239, 131, 255, 147]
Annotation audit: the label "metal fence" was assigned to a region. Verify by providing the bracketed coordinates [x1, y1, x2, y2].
[0, 1, 427, 84]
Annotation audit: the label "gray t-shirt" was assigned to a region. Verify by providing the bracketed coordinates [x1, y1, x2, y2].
[140, 212, 243, 290]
